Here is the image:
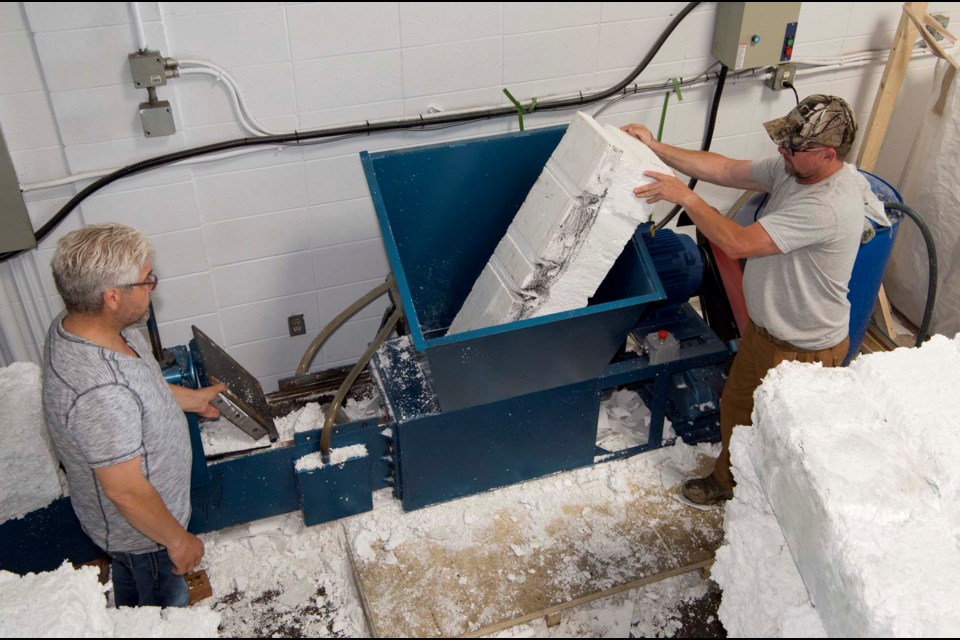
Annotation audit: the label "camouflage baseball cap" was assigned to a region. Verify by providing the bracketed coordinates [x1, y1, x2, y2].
[763, 94, 857, 155]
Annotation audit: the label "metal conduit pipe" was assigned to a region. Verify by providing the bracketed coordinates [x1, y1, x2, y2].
[0, 2, 702, 264]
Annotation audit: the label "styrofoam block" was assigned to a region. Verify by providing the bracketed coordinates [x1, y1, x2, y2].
[0, 362, 62, 524]
[448, 263, 527, 335]
[449, 111, 672, 334]
[510, 164, 582, 257]
[748, 336, 960, 637]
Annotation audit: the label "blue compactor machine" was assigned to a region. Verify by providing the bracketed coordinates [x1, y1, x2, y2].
[0, 124, 901, 575]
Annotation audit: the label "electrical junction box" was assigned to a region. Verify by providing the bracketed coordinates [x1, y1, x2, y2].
[0, 129, 36, 253]
[712, 2, 802, 71]
[128, 50, 168, 89]
[139, 100, 176, 137]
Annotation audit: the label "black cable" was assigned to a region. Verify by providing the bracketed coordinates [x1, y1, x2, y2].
[0, 2, 702, 264]
[883, 202, 938, 346]
[655, 62, 729, 230]
[783, 81, 800, 105]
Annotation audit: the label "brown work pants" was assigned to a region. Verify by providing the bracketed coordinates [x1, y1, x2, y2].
[712, 321, 849, 490]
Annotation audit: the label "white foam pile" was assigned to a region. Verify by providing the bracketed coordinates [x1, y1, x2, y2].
[199, 513, 366, 637]
[0, 362, 62, 524]
[295, 444, 368, 472]
[449, 112, 673, 334]
[0, 562, 220, 637]
[713, 334, 960, 637]
[200, 393, 381, 458]
[596, 388, 675, 453]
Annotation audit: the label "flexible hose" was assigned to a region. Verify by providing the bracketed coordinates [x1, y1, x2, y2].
[0, 2, 702, 264]
[655, 63, 729, 231]
[319, 308, 401, 457]
[883, 202, 938, 346]
[296, 276, 396, 375]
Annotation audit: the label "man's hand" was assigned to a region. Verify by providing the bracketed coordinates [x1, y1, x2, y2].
[621, 123, 655, 146]
[633, 171, 698, 208]
[169, 383, 228, 418]
[96, 456, 205, 575]
[167, 531, 205, 575]
[190, 384, 227, 419]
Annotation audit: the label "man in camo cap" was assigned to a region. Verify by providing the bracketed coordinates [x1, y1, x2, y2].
[621, 95, 862, 504]
[764, 94, 858, 160]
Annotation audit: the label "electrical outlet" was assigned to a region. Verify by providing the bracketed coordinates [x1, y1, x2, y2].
[765, 63, 797, 92]
[288, 314, 306, 336]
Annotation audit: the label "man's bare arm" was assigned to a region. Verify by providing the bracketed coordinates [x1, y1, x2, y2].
[633, 171, 780, 259]
[621, 123, 768, 193]
[95, 456, 204, 574]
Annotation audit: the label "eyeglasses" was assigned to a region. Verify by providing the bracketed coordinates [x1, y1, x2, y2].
[781, 145, 828, 157]
[119, 272, 158, 292]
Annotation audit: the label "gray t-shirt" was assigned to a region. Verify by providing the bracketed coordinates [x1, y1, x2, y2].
[42, 314, 192, 554]
[744, 157, 864, 350]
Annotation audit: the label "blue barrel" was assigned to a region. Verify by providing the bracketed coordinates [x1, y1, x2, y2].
[845, 171, 903, 364]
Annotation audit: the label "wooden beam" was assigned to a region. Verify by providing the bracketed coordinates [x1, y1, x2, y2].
[857, 3, 928, 340]
[856, 2, 928, 172]
[460, 559, 716, 638]
[872, 285, 898, 340]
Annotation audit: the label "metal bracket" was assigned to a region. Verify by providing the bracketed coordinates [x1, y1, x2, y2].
[211, 390, 272, 441]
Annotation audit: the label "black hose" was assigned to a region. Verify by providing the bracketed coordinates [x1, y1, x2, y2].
[884, 202, 938, 346]
[1, 2, 702, 265]
[656, 63, 729, 231]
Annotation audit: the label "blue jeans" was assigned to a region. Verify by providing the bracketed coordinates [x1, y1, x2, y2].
[110, 549, 190, 608]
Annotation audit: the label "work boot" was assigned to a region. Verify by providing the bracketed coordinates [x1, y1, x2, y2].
[681, 475, 734, 505]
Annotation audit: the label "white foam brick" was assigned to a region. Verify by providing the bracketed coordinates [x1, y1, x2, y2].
[448, 112, 672, 334]
[713, 335, 960, 637]
[0, 362, 62, 524]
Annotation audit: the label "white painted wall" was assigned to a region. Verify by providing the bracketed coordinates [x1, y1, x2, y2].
[0, 2, 954, 390]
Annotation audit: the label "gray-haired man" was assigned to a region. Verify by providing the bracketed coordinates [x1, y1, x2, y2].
[43, 223, 225, 607]
[622, 95, 862, 505]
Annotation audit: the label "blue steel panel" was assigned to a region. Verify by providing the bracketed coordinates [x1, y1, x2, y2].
[362, 126, 667, 411]
[295, 420, 395, 495]
[189, 445, 305, 533]
[395, 379, 600, 512]
[0, 497, 103, 573]
[427, 303, 643, 412]
[298, 457, 374, 526]
[362, 127, 566, 344]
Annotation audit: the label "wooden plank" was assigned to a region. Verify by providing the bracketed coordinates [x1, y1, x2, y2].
[185, 569, 213, 605]
[345, 454, 725, 638]
[460, 559, 715, 638]
[345, 525, 382, 639]
[856, 1, 928, 172]
[857, 3, 928, 339]
[872, 286, 898, 339]
[923, 13, 957, 43]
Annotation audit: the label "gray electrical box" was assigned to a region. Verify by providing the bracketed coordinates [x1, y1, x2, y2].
[712, 2, 802, 71]
[0, 129, 36, 253]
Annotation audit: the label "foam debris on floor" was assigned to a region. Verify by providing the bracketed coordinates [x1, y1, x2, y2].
[344, 439, 723, 637]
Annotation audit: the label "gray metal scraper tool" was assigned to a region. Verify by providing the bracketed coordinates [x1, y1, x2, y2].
[191, 326, 279, 442]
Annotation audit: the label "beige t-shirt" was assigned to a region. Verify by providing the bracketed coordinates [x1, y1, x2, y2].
[743, 157, 863, 350]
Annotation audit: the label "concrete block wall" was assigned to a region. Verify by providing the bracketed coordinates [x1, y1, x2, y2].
[0, 1, 955, 389]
